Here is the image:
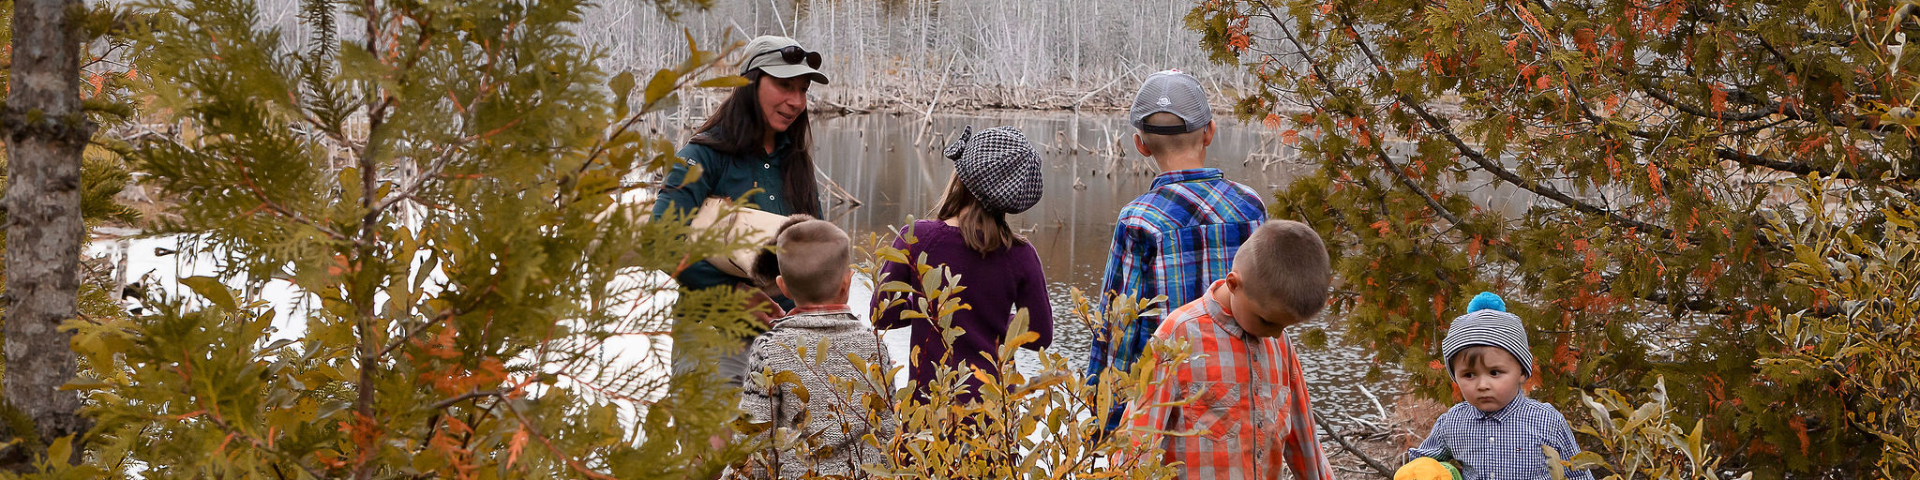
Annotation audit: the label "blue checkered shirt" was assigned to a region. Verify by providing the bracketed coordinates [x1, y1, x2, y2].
[1409, 395, 1594, 480]
[1084, 169, 1265, 428]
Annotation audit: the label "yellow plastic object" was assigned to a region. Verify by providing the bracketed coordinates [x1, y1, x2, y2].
[1394, 457, 1463, 480]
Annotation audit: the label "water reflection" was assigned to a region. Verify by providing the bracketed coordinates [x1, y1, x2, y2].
[816, 112, 1315, 292]
[813, 111, 1408, 428]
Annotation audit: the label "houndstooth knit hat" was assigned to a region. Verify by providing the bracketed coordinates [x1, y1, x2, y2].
[944, 126, 1043, 214]
[1441, 292, 1535, 377]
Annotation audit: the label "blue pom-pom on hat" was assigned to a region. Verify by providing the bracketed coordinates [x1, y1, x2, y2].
[1467, 292, 1506, 312]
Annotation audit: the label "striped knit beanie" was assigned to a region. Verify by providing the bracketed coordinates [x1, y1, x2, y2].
[1440, 292, 1534, 377]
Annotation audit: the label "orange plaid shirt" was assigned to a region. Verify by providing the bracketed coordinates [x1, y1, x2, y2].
[1126, 280, 1336, 480]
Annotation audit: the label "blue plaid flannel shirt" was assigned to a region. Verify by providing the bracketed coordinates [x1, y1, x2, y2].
[1409, 395, 1596, 480]
[1085, 169, 1266, 421]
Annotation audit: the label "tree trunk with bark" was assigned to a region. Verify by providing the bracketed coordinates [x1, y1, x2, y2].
[2, 0, 92, 466]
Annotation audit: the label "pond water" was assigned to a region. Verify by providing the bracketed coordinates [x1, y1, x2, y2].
[85, 110, 1468, 432]
[809, 111, 1407, 429]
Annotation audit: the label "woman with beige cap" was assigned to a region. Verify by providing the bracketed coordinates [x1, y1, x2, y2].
[653, 35, 832, 388]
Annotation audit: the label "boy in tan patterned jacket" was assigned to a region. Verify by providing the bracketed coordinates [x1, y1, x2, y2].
[734, 218, 895, 478]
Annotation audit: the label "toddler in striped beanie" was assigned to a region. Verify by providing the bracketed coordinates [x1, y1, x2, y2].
[1395, 292, 1593, 480]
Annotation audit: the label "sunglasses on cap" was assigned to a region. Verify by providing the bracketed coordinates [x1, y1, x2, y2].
[746, 45, 822, 73]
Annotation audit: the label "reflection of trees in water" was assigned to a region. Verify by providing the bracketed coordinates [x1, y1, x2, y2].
[811, 112, 1536, 266]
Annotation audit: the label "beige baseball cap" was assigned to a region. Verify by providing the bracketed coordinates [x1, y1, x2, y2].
[739, 36, 830, 84]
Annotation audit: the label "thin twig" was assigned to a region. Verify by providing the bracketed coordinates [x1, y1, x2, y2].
[500, 398, 618, 479]
[1315, 412, 1396, 478]
[427, 389, 505, 411]
[1358, 384, 1390, 423]
[366, 141, 465, 219]
[374, 285, 488, 360]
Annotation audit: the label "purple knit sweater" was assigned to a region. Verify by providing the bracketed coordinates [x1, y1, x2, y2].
[871, 220, 1055, 401]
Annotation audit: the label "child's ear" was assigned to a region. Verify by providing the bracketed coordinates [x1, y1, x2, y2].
[832, 270, 855, 303]
[1224, 271, 1242, 291]
[775, 276, 791, 298]
[1133, 133, 1152, 157]
[1201, 123, 1216, 147]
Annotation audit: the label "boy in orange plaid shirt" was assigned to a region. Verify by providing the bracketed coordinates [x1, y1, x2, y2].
[1126, 220, 1337, 480]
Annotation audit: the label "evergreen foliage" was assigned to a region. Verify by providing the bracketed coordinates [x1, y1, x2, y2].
[6, 0, 768, 476]
[1186, 0, 1920, 476]
[4, 0, 1204, 476]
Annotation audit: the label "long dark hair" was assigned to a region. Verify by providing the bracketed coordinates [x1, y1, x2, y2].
[689, 71, 822, 217]
[934, 176, 1022, 254]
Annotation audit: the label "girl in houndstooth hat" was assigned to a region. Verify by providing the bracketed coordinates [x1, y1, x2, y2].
[870, 125, 1055, 405]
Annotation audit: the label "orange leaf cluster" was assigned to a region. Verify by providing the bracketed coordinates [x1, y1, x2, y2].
[411, 324, 511, 395]
[1789, 415, 1812, 454]
[427, 417, 483, 479]
[1630, 0, 1687, 35]
[1552, 335, 1577, 374]
[1573, 28, 1600, 55]
[423, 357, 509, 396]
[340, 412, 383, 467]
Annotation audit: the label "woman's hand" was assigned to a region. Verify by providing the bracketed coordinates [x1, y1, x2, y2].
[744, 286, 787, 329]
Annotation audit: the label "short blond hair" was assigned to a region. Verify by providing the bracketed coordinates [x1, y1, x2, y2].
[1233, 220, 1332, 320]
[772, 219, 852, 304]
[1138, 113, 1208, 156]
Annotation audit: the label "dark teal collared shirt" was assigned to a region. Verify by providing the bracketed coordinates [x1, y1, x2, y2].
[652, 133, 821, 290]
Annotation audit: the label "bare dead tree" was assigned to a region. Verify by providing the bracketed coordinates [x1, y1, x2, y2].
[237, 0, 1252, 114]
